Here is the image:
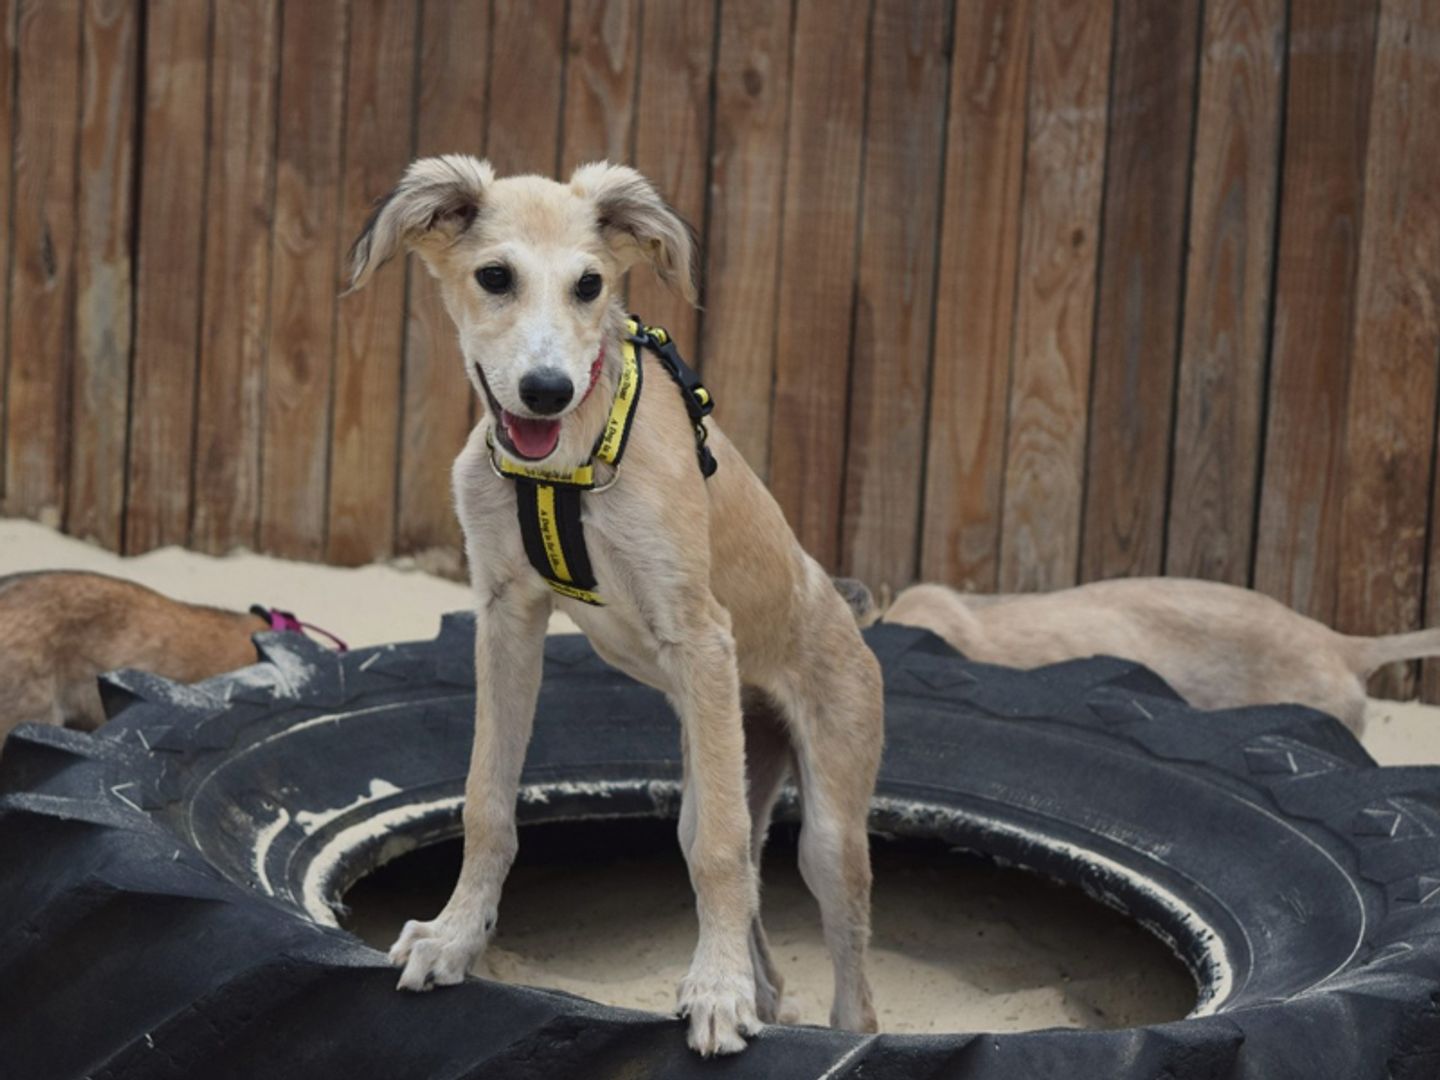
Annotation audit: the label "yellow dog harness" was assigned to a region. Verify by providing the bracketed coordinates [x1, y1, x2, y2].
[490, 316, 716, 605]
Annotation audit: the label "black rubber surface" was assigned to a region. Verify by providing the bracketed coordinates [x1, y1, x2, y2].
[3, 616, 1440, 1078]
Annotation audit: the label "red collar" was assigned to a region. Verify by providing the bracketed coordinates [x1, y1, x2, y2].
[579, 345, 605, 404]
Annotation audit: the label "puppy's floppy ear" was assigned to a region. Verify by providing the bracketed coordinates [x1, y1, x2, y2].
[346, 154, 495, 293]
[570, 161, 697, 305]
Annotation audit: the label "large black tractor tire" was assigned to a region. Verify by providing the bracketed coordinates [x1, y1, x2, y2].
[2, 617, 1439, 1078]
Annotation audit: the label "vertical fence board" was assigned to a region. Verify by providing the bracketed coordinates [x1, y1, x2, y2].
[560, 0, 639, 173]
[190, 0, 278, 554]
[1252, 0, 1378, 620]
[768, 0, 869, 570]
[396, 0, 487, 562]
[697, 0, 793, 479]
[839, 0, 949, 591]
[67, 0, 136, 550]
[0, 0, 14, 501]
[1081, 0, 1200, 581]
[1336, 0, 1440, 698]
[998, 0, 1113, 592]
[486, 0, 566, 178]
[919, 0, 1030, 590]
[326, 0, 416, 565]
[125, 0, 210, 553]
[3, 0, 81, 523]
[630, 0, 714, 351]
[1165, 0, 1284, 584]
[260, 0, 347, 561]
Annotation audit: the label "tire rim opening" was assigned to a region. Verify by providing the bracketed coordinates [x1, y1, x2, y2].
[340, 817, 1196, 1034]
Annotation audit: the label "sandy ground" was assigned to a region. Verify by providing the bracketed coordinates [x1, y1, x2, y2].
[5, 516, 1438, 1034]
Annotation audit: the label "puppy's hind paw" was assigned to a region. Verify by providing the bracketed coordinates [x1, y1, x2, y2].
[677, 970, 761, 1057]
[388, 915, 484, 992]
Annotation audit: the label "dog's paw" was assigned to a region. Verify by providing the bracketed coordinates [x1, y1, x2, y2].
[775, 993, 802, 1026]
[388, 915, 485, 991]
[677, 968, 761, 1056]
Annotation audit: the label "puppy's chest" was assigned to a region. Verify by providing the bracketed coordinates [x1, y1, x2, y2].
[555, 510, 676, 691]
[459, 468, 675, 691]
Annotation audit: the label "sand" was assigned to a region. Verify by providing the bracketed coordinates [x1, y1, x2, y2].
[4, 515, 1437, 1034]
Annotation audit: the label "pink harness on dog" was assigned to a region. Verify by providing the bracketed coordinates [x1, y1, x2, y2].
[249, 605, 349, 652]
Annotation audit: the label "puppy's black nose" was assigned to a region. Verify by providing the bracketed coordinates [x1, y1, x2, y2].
[518, 369, 574, 415]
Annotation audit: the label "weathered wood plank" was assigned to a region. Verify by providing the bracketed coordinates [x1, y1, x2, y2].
[697, 0, 793, 479]
[259, 0, 347, 561]
[918, 0, 1030, 590]
[68, 0, 136, 550]
[396, 0, 487, 561]
[839, 0, 949, 592]
[1252, 0, 1378, 620]
[559, 0, 639, 173]
[125, 0, 211, 553]
[190, 0, 279, 553]
[1164, 0, 1284, 584]
[997, 0, 1113, 592]
[629, 0, 714, 351]
[325, 0, 417, 565]
[768, 0, 870, 570]
[1081, 0, 1201, 582]
[1334, 0, 1440, 699]
[0, 0, 14, 503]
[486, 0, 566, 178]
[4, 0, 81, 523]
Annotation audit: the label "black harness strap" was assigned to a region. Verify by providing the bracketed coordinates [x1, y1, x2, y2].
[513, 480, 599, 599]
[628, 320, 717, 478]
[499, 315, 715, 606]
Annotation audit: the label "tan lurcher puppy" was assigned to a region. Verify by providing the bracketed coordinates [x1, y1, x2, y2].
[885, 578, 1440, 735]
[346, 156, 884, 1056]
[0, 571, 267, 745]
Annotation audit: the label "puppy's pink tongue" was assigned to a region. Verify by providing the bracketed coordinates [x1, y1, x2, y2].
[503, 411, 561, 459]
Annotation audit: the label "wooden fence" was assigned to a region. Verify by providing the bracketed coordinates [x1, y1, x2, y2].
[2, 0, 1440, 695]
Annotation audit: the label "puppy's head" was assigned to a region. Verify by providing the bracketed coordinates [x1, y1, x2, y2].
[346, 156, 696, 462]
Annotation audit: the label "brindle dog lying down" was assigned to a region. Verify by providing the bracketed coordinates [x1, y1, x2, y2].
[0, 571, 271, 745]
[884, 578, 1440, 735]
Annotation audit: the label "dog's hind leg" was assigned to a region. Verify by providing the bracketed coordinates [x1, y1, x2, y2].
[742, 690, 796, 1023]
[778, 657, 883, 1033]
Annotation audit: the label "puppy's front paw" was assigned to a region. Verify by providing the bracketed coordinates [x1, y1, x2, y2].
[388, 914, 485, 991]
[677, 968, 761, 1056]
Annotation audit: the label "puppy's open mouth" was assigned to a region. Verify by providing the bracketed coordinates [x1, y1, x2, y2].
[500, 412, 561, 460]
[473, 364, 562, 461]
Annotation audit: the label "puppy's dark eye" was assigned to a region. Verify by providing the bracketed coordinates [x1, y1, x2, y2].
[476, 265, 512, 294]
[575, 272, 603, 303]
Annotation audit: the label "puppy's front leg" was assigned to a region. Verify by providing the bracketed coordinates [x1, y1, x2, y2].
[389, 589, 548, 990]
[664, 606, 761, 1055]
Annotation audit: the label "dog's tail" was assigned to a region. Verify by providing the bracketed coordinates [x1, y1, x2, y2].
[1345, 627, 1440, 675]
[831, 577, 884, 628]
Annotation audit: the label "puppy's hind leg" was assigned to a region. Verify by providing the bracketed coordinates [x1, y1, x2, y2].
[742, 690, 797, 1024]
[780, 655, 883, 1033]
